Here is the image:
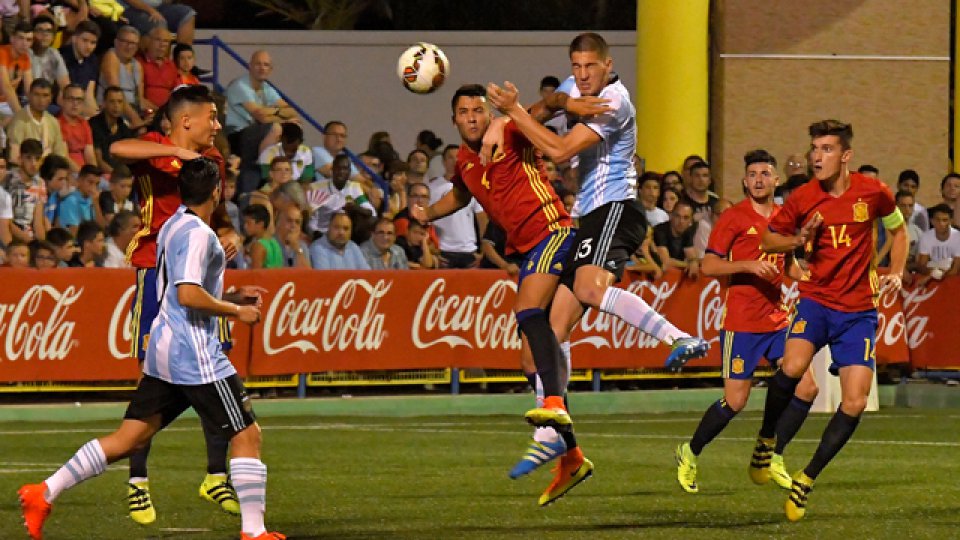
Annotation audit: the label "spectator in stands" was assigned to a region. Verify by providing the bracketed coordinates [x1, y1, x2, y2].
[83, 0, 123, 57]
[857, 164, 879, 178]
[897, 169, 928, 231]
[60, 21, 101, 115]
[396, 219, 436, 269]
[360, 217, 408, 270]
[100, 25, 151, 130]
[139, 25, 177, 107]
[560, 164, 577, 193]
[258, 122, 314, 184]
[417, 129, 444, 180]
[393, 181, 439, 247]
[692, 198, 733, 259]
[7, 138, 47, 241]
[223, 170, 241, 232]
[117, 0, 196, 46]
[479, 222, 521, 275]
[653, 200, 698, 277]
[0, 21, 33, 119]
[912, 204, 960, 288]
[561, 191, 575, 215]
[543, 158, 562, 194]
[57, 83, 96, 169]
[39, 153, 70, 226]
[90, 86, 136, 174]
[29, 239, 57, 269]
[310, 120, 356, 179]
[67, 219, 104, 267]
[638, 171, 668, 227]
[939, 172, 960, 229]
[102, 209, 140, 267]
[0, 160, 11, 247]
[7, 79, 67, 164]
[58, 165, 106, 234]
[427, 144, 486, 268]
[306, 154, 375, 237]
[274, 203, 310, 268]
[366, 131, 391, 155]
[680, 154, 705, 188]
[29, 16, 69, 109]
[243, 203, 283, 269]
[172, 43, 200, 86]
[45, 227, 76, 267]
[99, 163, 134, 221]
[784, 153, 807, 178]
[896, 190, 923, 266]
[681, 160, 718, 223]
[659, 185, 681, 213]
[309, 211, 369, 270]
[384, 159, 408, 219]
[356, 151, 384, 210]
[661, 170, 682, 192]
[4, 238, 28, 267]
[407, 148, 429, 176]
[246, 155, 293, 218]
[0, 1, 25, 44]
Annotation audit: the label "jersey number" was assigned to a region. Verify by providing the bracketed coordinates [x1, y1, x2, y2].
[576, 238, 593, 260]
[827, 225, 852, 249]
[863, 338, 876, 362]
[757, 252, 778, 264]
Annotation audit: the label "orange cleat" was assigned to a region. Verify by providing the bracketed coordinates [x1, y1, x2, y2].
[538, 447, 594, 506]
[18, 483, 52, 540]
[241, 532, 286, 540]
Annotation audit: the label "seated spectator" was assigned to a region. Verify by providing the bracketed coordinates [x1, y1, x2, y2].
[241, 203, 282, 269]
[783, 153, 807, 178]
[99, 25, 151, 130]
[90, 85, 136, 174]
[7, 78, 67, 164]
[311, 120, 356, 179]
[4, 238, 29, 267]
[653, 200, 698, 277]
[561, 190, 575, 216]
[939, 173, 960, 229]
[29, 238, 57, 269]
[57, 83, 97, 169]
[83, 0, 123, 57]
[638, 171, 668, 227]
[306, 154, 375, 237]
[0, 21, 33, 119]
[6, 138, 47, 241]
[102, 209, 140, 267]
[257, 122, 314, 184]
[59, 21, 101, 116]
[172, 43, 200, 86]
[393, 182, 439, 249]
[117, 0, 196, 46]
[544, 158, 562, 194]
[223, 170, 241, 232]
[692, 198, 733, 259]
[479, 221, 521, 275]
[138, 26, 177, 107]
[659, 185, 680, 213]
[98, 163, 134, 221]
[896, 190, 923, 266]
[58, 165, 105, 234]
[40, 153, 70, 226]
[356, 151, 384, 210]
[913, 204, 960, 287]
[407, 148, 429, 176]
[67, 219, 105, 267]
[0, 165, 10, 247]
[396, 219, 436, 269]
[273, 204, 310, 268]
[29, 16, 70, 110]
[897, 169, 928, 231]
[681, 160, 719, 223]
[45, 227, 75, 266]
[246, 155, 294, 220]
[383, 159, 408, 219]
[309, 211, 369, 270]
[857, 164, 879, 178]
[360, 217, 408, 270]
[366, 131, 391, 155]
[661, 170, 682, 192]
[427, 144, 486, 268]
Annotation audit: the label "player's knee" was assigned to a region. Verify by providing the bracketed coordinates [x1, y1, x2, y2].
[795, 380, 819, 402]
[232, 422, 262, 453]
[725, 393, 748, 412]
[840, 397, 867, 416]
[572, 280, 604, 308]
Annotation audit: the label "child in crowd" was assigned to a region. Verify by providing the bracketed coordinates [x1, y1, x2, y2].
[45, 227, 77, 267]
[243, 204, 283, 269]
[4, 240, 30, 267]
[99, 163, 135, 222]
[396, 219, 436, 269]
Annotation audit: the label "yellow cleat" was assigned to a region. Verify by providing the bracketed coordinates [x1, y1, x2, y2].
[785, 471, 814, 521]
[524, 407, 572, 429]
[199, 473, 240, 515]
[539, 451, 593, 506]
[675, 442, 699, 493]
[748, 436, 776, 485]
[769, 453, 793, 490]
[127, 481, 156, 525]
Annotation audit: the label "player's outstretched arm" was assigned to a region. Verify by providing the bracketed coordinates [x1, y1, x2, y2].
[178, 283, 261, 324]
[110, 138, 201, 162]
[762, 214, 822, 253]
[883, 224, 909, 288]
[416, 186, 472, 223]
[701, 253, 777, 279]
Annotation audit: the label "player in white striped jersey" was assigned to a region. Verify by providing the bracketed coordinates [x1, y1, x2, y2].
[19, 158, 285, 540]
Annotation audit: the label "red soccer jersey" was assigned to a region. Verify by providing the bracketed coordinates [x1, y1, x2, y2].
[707, 199, 788, 333]
[768, 172, 897, 312]
[127, 132, 225, 268]
[452, 121, 570, 254]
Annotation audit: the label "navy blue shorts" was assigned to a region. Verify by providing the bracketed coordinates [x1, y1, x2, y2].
[518, 227, 575, 286]
[720, 327, 787, 379]
[788, 297, 877, 373]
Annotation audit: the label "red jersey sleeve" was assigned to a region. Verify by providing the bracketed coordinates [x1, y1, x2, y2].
[875, 179, 897, 218]
[705, 210, 740, 258]
[768, 188, 803, 235]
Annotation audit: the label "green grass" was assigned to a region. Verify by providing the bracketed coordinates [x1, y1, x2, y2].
[1, 408, 957, 539]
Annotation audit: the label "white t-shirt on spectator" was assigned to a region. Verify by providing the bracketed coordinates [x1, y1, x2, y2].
[644, 206, 669, 228]
[258, 143, 314, 182]
[305, 178, 375, 235]
[311, 146, 358, 179]
[911, 202, 929, 231]
[918, 227, 960, 270]
[102, 237, 129, 268]
[0, 185, 12, 221]
[427, 176, 483, 253]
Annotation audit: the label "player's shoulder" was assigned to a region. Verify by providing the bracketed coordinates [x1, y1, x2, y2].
[853, 172, 894, 197]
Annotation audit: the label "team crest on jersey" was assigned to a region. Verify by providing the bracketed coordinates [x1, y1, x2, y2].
[464, 162, 474, 172]
[792, 319, 807, 334]
[170, 158, 181, 169]
[732, 357, 744, 374]
[746, 226, 758, 236]
[853, 201, 869, 222]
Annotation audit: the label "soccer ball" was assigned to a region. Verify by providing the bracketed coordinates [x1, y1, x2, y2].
[397, 43, 449, 94]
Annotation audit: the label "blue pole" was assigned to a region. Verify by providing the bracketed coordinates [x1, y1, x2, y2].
[297, 374, 307, 398]
[450, 368, 460, 395]
[592, 370, 601, 392]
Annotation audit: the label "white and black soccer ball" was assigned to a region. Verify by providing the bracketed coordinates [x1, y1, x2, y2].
[397, 42, 450, 94]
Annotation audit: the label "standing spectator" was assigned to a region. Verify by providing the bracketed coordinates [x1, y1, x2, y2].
[659, 185, 681, 213]
[138, 26, 177, 107]
[29, 239, 58, 269]
[243, 203, 283, 269]
[914, 204, 960, 286]
[417, 129, 444, 180]
[4, 238, 28, 267]
[6, 138, 46, 241]
[28, 16, 69, 109]
[396, 219, 436, 269]
[939, 172, 960, 229]
[383, 159, 408, 219]
[7, 78, 67, 164]
[45, 227, 77, 266]
[661, 170, 682, 192]
[99, 163, 135, 221]
[90, 86, 136, 174]
[40, 153, 70, 226]
[66, 219, 105, 267]
[309, 211, 369, 270]
[692, 198, 733, 259]
[117, 0, 196, 46]
[680, 154, 705, 188]
[99, 26, 150, 130]
[310, 120, 356, 179]
[0, 21, 32, 119]
[274, 203, 310, 268]
[406, 148, 429, 176]
[102, 209, 140, 267]
[653, 200, 698, 277]
[257, 122, 314, 183]
[896, 190, 923, 265]
[393, 182, 439, 248]
[172, 43, 199, 86]
[59, 21, 101, 116]
[426, 144, 486, 268]
[681, 160, 719, 222]
[360, 217, 407, 270]
[897, 169, 928, 231]
[638, 172, 668, 227]
[57, 83, 96, 168]
[305, 154, 374, 236]
[58, 165, 105, 234]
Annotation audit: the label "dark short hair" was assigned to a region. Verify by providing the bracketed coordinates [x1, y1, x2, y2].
[894, 190, 914, 202]
[46, 227, 73, 248]
[928, 203, 954, 220]
[374, 217, 394, 230]
[280, 122, 303, 144]
[243, 204, 271, 227]
[857, 164, 879, 175]
[13, 21, 33, 35]
[178, 157, 221, 206]
[20, 138, 43, 158]
[540, 76, 561, 90]
[39, 154, 71, 180]
[743, 149, 777, 169]
[417, 130, 442, 151]
[167, 84, 214, 119]
[442, 144, 458, 156]
[639, 171, 661, 186]
[32, 15, 55, 29]
[324, 120, 346, 132]
[172, 43, 193, 60]
[898, 169, 919, 185]
[76, 220, 103, 246]
[331, 154, 352, 168]
[672, 199, 695, 215]
[569, 32, 609, 59]
[270, 155, 292, 169]
[108, 210, 139, 237]
[809, 119, 853, 149]
[406, 181, 429, 197]
[103, 85, 125, 100]
[689, 160, 710, 174]
[407, 149, 429, 163]
[111, 163, 132, 180]
[940, 173, 960, 190]
[79, 164, 102, 178]
[29, 78, 52, 92]
[450, 84, 485, 113]
[74, 20, 102, 38]
[62, 82, 85, 96]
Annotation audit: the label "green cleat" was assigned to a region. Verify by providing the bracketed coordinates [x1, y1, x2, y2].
[199, 473, 240, 515]
[785, 471, 815, 521]
[675, 442, 699, 493]
[524, 407, 572, 429]
[769, 453, 793, 490]
[128, 481, 156, 525]
[748, 436, 776, 485]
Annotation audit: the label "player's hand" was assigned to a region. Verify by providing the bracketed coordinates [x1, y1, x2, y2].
[565, 96, 612, 117]
[505, 263, 520, 277]
[486, 81, 521, 114]
[175, 147, 202, 161]
[235, 285, 267, 307]
[146, 6, 164, 23]
[746, 259, 779, 279]
[410, 204, 429, 224]
[219, 231, 241, 262]
[236, 305, 261, 325]
[480, 117, 507, 165]
[879, 273, 902, 294]
[797, 214, 822, 248]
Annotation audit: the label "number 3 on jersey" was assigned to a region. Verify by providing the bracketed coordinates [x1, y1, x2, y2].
[827, 224, 851, 249]
[575, 238, 593, 260]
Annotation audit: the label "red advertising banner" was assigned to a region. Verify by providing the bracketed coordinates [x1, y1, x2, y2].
[0, 267, 946, 382]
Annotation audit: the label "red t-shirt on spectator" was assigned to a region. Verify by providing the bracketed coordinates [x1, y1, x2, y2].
[0, 44, 30, 104]
[176, 72, 200, 86]
[57, 114, 94, 168]
[138, 53, 179, 107]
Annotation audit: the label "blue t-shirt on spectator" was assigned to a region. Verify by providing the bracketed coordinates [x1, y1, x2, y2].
[58, 191, 93, 228]
[44, 191, 64, 224]
[225, 74, 282, 133]
[309, 235, 370, 270]
[311, 145, 358, 178]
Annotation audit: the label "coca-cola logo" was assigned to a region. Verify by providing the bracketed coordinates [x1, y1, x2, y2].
[263, 279, 388, 354]
[892, 284, 935, 349]
[412, 279, 520, 350]
[0, 285, 79, 361]
[574, 279, 681, 350]
[108, 285, 136, 359]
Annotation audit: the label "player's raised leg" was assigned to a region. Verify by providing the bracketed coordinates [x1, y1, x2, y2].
[770, 367, 818, 489]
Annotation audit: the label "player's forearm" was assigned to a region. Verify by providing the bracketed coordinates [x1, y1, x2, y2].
[178, 284, 241, 318]
[761, 230, 802, 253]
[480, 241, 510, 271]
[700, 254, 747, 277]
[886, 226, 908, 276]
[110, 139, 179, 160]
[501, 104, 570, 162]
[425, 190, 468, 221]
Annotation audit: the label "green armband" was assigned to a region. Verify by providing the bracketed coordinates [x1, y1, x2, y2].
[881, 207, 904, 230]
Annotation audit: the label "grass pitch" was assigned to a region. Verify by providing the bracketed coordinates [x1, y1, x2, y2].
[0, 407, 957, 539]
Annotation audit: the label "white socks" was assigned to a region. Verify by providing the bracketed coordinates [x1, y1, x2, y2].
[600, 287, 688, 344]
[44, 439, 107, 503]
[231, 457, 267, 537]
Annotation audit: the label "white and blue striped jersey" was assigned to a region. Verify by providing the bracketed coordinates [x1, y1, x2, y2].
[144, 205, 236, 385]
[559, 75, 638, 217]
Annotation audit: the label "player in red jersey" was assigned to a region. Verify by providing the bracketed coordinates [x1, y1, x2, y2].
[756, 120, 908, 521]
[109, 85, 245, 524]
[675, 149, 818, 494]
[412, 84, 594, 505]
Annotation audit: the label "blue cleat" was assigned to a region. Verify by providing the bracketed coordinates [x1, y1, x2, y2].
[509, 437, 568, 479]
[665, 336, 709, 371]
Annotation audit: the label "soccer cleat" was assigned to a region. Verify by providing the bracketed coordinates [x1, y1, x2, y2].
[538, 451, 594, 506]
[675, 442, 699, 493]
[748, 436, 776, 485]
[199, 473, 240, 515]
[769, 453, 793, 490]
[785, 471, 815, 521]
[241, 532, 286, 540]
[524, 407, 572, 429]
[665, 337, 710, 371]
[18, 482, 52, 540]
[509, 437, 568, 479]
[127, 481, 156, 525]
